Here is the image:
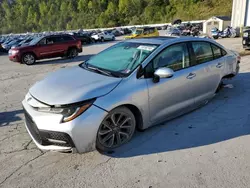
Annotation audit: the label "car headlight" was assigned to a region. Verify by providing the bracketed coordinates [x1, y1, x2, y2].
[10, 49, 19, 55]
[243, 32, 248, 37]
[37, 102, 93, 123]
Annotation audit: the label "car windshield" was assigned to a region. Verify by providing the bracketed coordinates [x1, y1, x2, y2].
[133, 29, 143, 35]
[29, 36, 43, 45]
[82, 42, 158, 75]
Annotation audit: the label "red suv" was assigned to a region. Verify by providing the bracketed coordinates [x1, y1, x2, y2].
[9, 34, 82, 65]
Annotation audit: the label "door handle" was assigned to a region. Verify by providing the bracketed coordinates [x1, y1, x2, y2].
[216, 63, 223, 68]
[186, 73, 196, 79]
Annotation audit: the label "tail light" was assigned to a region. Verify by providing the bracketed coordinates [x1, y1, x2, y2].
[77, 40, 82, 48]
[237, 55, 241, 62]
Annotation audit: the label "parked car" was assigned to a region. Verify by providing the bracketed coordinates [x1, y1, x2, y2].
[13, 37, 34, 48]
[9, 34, 82, 65]
[243, 29, 250, 49]
[22, 37, 240, 153]
[121, 28, 132, 35]
[111, 29, 123, 36]
[69, 32, 94, 44]
[165, 27, 181, 36]
[2, 38, 25, 51]
[91, 31, 115, 42]
[125, 27, 159, 39]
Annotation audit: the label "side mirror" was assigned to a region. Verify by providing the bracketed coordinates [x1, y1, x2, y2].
[153, 67, 174, 83]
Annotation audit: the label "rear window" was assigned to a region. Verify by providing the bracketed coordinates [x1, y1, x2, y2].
[211, 44, 222, 59]
[192, 42, 214, 65]
[211, 44, 227, 59]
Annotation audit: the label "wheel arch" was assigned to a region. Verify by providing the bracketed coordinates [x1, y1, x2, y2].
[107, 104, 144, 131]
[22, 51, 38, 60]
[67, 46, 78, 51]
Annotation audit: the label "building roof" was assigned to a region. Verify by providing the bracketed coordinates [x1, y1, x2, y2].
[214, 16, 231, 21]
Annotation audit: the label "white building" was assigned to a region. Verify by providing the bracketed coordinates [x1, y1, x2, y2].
[231, 0, 250, 28]
[203, 16, 231, 35]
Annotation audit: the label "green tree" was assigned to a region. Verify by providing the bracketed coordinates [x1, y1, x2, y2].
[0, 0, 233, 34]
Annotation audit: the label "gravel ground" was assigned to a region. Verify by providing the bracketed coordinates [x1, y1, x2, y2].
[1, 36, 250, 188]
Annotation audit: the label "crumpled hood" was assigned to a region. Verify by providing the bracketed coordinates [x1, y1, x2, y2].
[29, 66, 122, 106]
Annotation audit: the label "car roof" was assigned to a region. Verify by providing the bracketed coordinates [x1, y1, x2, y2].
[128, 36, 214, 45]
[44, 34, 73, 38]
[128, 37, 177, 45]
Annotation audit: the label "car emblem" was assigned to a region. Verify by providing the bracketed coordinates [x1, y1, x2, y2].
[27, 97, 32, 102]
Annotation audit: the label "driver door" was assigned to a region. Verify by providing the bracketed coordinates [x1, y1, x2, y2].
[145, 42, 196, 124]
[35, 38, 51, 59]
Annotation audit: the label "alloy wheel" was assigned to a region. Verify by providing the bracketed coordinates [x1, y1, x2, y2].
[97, 110, 135, 150]
[69, 48, 78, 58]
[23, 54, 35, 65]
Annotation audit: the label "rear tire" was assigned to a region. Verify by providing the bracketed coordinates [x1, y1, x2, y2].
[216, 80, 223, 93]
[67, 48, 78, 59]
[22, 53, 36, 65]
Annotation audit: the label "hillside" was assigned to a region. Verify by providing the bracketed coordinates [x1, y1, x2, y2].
[0, 0, 233, 33]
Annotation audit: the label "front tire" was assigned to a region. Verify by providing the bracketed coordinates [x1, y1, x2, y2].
[96, 107, 136, 152]
[22, 53, 36, 65]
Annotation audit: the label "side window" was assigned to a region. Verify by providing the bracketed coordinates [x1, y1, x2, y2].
[192, 42, 213, 65]
[38, 38, 46, 45]
[153, 43, 190, 72]
[53, 36, 64, 43]
[63, 36, 73, 41]
[211, 44, 222, 59]
[222, 49, 227, 56]
[46, 37, 54, 45]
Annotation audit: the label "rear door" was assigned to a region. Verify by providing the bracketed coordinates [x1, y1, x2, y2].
[48, 36, 67, 57]
[190, 41, 225, 106]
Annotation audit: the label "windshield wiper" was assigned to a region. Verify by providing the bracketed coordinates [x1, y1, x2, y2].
[87, 65, 112, 76]
[81, 62, 124, 78]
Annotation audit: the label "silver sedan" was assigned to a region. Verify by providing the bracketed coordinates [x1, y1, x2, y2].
[22, 37, 240, 153]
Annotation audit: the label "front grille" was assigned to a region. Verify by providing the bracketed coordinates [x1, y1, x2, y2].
[23, 108, 75, 148]
[24, 109, 42, 144]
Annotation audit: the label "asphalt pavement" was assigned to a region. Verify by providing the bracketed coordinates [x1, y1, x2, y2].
[1, 36, 250, 188]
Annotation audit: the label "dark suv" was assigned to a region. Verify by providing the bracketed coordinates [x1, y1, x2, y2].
[243, 29, 250, 49]
[70, 32, 94, 44]
[9, 34, 82, 65]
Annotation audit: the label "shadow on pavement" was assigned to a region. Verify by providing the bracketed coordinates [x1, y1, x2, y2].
[0, 109, 23, 127]
[106, 72, 250, 158]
